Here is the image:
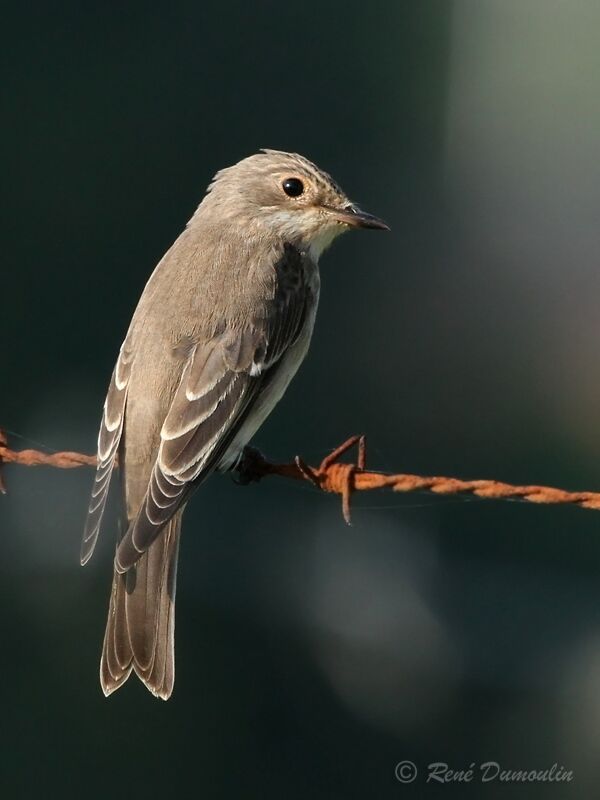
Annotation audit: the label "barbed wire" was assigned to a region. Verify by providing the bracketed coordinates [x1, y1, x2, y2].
[2, 429, 600, 522]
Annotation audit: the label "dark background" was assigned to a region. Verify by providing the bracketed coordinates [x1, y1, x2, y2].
[2, 1, 600, 797]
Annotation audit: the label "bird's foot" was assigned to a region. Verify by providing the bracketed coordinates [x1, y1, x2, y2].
[232, 445, 270, 485]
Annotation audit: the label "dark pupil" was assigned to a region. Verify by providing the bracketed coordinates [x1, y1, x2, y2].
[282, 178, 304, 197]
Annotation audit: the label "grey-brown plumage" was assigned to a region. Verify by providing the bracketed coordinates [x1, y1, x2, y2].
[81, 149, 388, 699]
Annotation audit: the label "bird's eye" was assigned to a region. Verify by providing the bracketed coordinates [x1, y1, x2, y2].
[282, 178, 304, 198]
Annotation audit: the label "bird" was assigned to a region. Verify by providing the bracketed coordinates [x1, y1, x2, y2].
[81, 149, 389, 699]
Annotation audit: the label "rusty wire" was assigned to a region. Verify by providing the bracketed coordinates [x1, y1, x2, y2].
[2, 429, 600, 521]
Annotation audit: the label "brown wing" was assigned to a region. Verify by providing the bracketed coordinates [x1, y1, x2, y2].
[114, 245, 315, 573]
[80, 339, 134, 565]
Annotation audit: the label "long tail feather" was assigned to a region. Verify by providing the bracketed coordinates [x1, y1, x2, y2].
[100, 513, 181, 700]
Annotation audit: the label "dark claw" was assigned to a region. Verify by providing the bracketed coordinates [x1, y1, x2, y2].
[232, 446, 268, 485]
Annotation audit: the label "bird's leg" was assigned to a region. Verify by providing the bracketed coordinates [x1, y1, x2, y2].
[232, 445, 269, 485]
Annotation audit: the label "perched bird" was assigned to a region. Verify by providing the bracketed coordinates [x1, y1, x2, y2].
[81, 149, 388, 699]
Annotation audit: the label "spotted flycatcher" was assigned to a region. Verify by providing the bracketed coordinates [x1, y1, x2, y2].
[81, 149, 388, 699]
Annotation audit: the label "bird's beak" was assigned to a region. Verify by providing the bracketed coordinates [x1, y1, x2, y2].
[330, 204, 390, 231]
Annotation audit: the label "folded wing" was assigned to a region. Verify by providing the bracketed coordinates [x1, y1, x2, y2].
[115, 246, 314, 572]
[80, 340, 134, 565]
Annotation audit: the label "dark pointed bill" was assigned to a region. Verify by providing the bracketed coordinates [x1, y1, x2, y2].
[332, 204, 390, 231]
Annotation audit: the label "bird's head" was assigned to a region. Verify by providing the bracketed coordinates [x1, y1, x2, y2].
[200, 149, 389, 258]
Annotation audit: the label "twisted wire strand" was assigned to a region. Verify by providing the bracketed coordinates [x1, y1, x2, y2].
[2, 429, 599, 520]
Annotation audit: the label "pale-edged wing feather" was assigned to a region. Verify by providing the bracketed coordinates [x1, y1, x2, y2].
[80, 341, 134, 565]
[114, 330, 262, 571]
[115, 245, 313, 573]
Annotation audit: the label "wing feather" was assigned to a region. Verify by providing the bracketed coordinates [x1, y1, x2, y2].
[115, 245, 315, 573]
[81, 341, 134, 565]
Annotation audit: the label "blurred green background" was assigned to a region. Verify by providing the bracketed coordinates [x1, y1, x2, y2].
[3, 1, 600, 797]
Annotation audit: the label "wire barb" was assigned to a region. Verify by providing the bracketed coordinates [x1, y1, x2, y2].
[0, 429, 7, 494]
[2, 428, 600, 521]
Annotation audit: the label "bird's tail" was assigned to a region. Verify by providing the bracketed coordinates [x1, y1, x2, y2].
[100, 512, 182, 700]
